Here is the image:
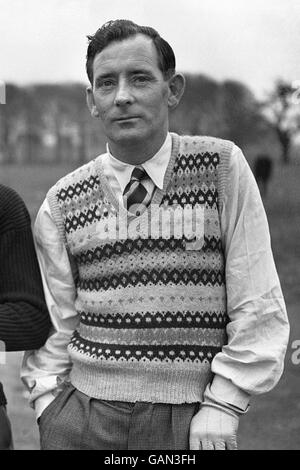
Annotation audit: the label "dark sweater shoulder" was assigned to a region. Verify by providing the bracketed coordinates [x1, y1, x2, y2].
[0, 184, 31, 234]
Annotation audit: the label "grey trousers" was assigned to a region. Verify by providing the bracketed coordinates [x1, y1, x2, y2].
[39, 383, 200, 450]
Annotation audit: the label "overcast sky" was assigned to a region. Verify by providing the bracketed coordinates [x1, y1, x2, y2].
[1, 0, 300, 98]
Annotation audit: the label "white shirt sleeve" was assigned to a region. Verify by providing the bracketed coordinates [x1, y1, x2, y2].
[210, 145, 290, 408]
[21, 198, 80, 418]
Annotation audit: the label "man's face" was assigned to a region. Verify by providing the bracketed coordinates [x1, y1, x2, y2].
[88, 34, 172, 155]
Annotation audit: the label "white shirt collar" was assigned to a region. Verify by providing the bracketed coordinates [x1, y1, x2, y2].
[106, 133, 172, 194]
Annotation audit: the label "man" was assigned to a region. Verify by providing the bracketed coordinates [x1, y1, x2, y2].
[21, 19, 289, 450]
[0, 184, 51, 449]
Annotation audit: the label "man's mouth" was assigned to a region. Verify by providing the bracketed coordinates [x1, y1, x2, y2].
[114, 116, 140, 122]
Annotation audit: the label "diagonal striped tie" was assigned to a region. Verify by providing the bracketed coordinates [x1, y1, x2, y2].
[123, 166, 152, 215]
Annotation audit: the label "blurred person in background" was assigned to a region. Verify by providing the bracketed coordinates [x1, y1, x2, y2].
[253, 154, 273, 198]
[0, 184, 51, 450]
[22, 20, 289, 450]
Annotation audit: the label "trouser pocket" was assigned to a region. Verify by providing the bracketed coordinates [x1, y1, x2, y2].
[39, 382, 76, 450]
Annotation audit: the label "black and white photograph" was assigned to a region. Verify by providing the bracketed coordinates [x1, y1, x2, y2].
[0, 0, 299, 452]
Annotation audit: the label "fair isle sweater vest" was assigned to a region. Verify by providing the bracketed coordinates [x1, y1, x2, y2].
[47, 133, 233, 403]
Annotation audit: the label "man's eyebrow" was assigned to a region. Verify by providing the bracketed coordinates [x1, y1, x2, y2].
[129, 68, 154, 74]
[95, 72, 115, 80]
[95, 68, 154, 78]
[94, 67, 156, 85]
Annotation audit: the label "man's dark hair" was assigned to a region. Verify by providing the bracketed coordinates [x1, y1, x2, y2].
[86, 19, 176, 84]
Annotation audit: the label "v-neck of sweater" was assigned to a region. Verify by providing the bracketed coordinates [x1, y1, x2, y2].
[95, 133, 180, 221]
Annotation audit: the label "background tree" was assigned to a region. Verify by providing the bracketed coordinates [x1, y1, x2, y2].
[263, 80, 300, 164]
[220, 80, 265, 146]
[0, 84, 30, 163]
[170, 74, 223, 136]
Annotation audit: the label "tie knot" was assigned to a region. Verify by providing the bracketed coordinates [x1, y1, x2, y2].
[131, 166, 147, 182]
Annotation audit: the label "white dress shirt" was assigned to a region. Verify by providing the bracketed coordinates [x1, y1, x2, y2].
[21, 133, 289, 418]
[102, 132, 172, 205]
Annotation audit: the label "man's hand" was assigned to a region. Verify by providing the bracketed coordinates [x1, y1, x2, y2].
[189, 403, 239, 450]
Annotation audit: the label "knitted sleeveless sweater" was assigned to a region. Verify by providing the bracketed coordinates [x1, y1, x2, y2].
[47, 133, 233, 403]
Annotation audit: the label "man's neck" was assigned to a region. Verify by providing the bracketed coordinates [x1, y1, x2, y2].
[108, 132, 169, 165]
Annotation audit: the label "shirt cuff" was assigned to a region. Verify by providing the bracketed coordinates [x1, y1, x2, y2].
[34, 392, 56, 420]
[210, 375, 251, 411]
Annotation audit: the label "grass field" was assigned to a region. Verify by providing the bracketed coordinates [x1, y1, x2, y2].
[0, 160, 299, 450]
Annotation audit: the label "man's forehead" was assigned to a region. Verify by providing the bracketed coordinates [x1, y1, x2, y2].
[92, 34, 160, 74]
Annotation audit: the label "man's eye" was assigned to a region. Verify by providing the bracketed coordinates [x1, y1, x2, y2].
[97, 80, 114, 89]
[133, 76, 149, 83]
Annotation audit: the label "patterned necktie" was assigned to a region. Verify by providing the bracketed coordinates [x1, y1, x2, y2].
[123, 166, 152, 215]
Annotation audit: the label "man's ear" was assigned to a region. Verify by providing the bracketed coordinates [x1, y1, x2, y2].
[167, 73, 185, 110]
[86, 86, 99, 117]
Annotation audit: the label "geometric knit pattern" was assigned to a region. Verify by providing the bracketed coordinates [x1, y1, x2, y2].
[47, 133, 233, 404]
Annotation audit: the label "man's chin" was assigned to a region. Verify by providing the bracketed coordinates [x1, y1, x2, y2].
[110, 129, 147, 145]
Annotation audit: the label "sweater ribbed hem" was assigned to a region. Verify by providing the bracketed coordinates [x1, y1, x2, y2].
[70, 358, 212, 404]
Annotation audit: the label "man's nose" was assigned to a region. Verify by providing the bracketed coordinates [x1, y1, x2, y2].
[114, 80, 133, 106]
